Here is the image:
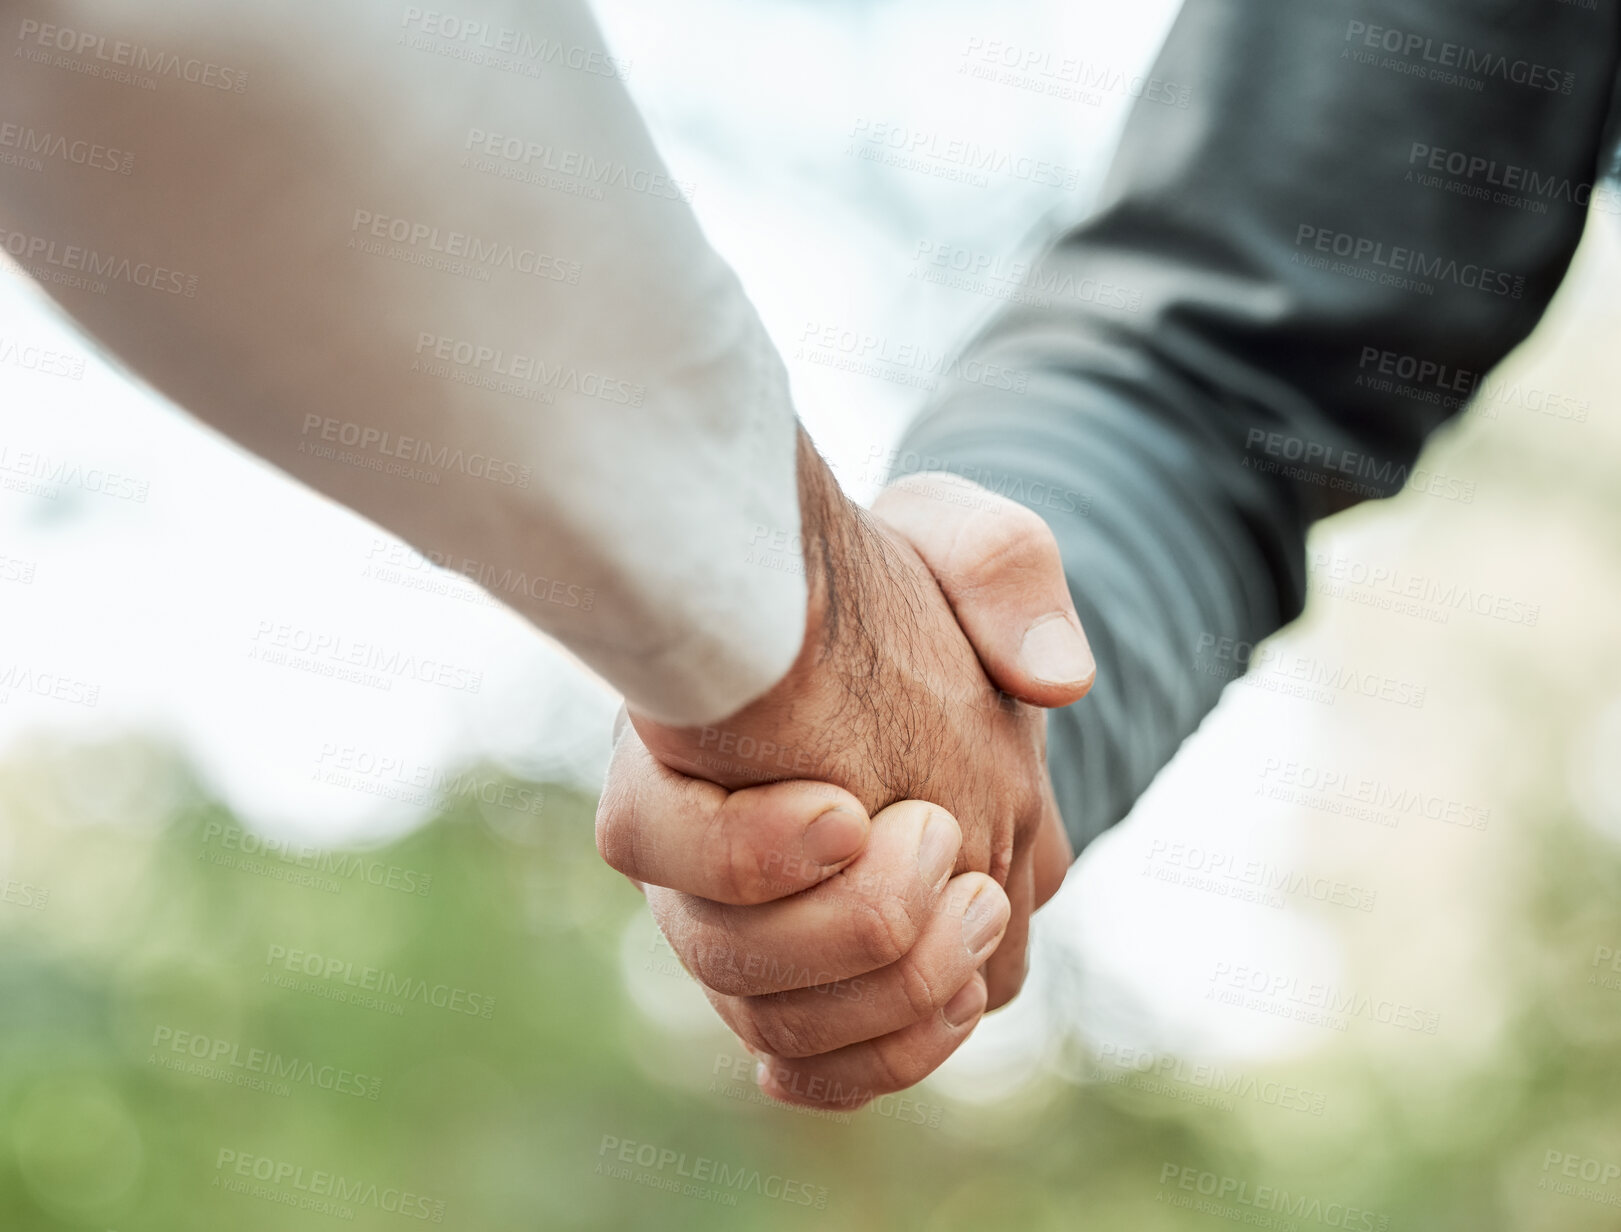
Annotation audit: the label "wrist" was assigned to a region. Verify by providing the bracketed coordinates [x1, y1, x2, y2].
[792, 427, 865, 674]
[630, 430, 859, 742]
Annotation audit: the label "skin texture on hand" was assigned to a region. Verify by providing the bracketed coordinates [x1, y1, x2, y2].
[596, 439, 1095, 1109]
[635, 440, 1050, 878]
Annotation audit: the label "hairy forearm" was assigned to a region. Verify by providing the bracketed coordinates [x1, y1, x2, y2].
[779, 429, 981, 805]
[792, 427, 868, 671]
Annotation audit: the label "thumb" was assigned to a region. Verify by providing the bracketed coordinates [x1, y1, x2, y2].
[873, 472, 1095, 708]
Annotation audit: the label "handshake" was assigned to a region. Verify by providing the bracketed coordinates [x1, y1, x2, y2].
[595, 433, 1095, 1110]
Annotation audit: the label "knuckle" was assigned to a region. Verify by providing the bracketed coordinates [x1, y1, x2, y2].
[727, 998, 774, 1053]
[849, 893, 917, 970]
[988, 831, 1017, 887]
[704, 803, 750, 904]
[677, 909, 751, 996]
[867, 1035, 928, 1095]
[954, 496, 1053, 576]
[1013, 781, 1045, 829]
[1000, 499, 1056, 549]
[688, 951, 750, 997]
[739, 996, 820, 1060]
[891, 951, 943, 1023]
[593, 800, 640, 879]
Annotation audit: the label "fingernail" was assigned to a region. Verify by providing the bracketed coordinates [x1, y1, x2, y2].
[941, 978, 985, 1028]
[916, 811, 960, 889]
[1019, 613, 1095, 687]
[963, 888, 1010, 959]
[754, 1060, 771, 1087]
[802, 806, 867, 867]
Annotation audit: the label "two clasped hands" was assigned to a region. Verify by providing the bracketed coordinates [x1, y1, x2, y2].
[595, 432, 1095, 1110]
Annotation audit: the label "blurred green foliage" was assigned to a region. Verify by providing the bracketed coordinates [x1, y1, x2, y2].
[1, 730, 1620, 1232]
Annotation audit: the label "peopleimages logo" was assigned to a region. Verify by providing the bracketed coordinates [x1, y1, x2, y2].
[313, 741, 548, 815]
[1542, 1149, 1621, 1189]
[412, 333, 645, 406]
[0, 662, 100, 708]
[198, 820, 435, 897]
[911, 238, 1143, 312]
[1157, 1162, 1392, 1230]
[1354, 344, 1590, 422]
[361, 537, 595, 613]
[847, 118, 1084, 190]
[1342, 21, 1576, 94]
[247, 619, 484, 694]
[0, 334, 86, 380]
[148, 1026, 381, 1099]
[596, 1135, 829, 1209]
[958, 37, 1192, 109]
[1310, 549, 1541, 628]
[867, 446, 1092, 517]
[0, 226, 198, 296]
[1091, 1042, 1328, 1116]
[1406, 143, 1614, 213]
[1295, 224, 1525, 299]
[215, 1148, 446, 1222]
[1194, 633, 1428, 710]
[349, 209, 582, 282]
[14, 18, 250, 92]
[797, 321, 1029, 394]
[461, 128, 692, 202]
[0, 447, 150, 503]
[1208, 962, 1441, 1034]
[1242, 427, 1476, 504]
[400, 6, 630, 79]
[0, 877, 48, 910]
[1143, 839, 1378, 912]
[300, 413, 534, 486]
[0, 122, 134, 174]
[1257, 756, 1491, 832]
[264, 944, 496, 1019]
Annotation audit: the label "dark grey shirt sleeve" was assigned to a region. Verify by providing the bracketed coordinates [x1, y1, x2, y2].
[892, 0, 1621, 855]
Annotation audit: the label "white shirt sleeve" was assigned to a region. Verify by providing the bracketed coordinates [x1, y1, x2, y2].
[0, 0, 806, 725]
